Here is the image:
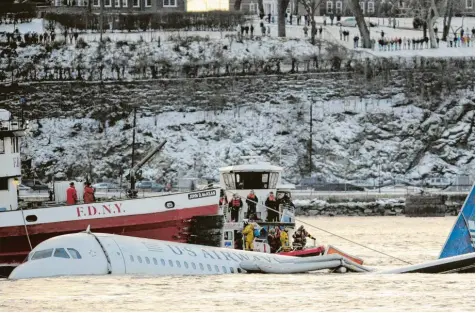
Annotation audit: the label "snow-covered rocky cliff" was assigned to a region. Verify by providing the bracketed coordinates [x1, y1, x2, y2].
[2, 62, 473, 185]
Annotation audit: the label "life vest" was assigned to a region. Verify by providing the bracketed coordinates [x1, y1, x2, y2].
[219, 197, 226, 205]
[232, 198, 241, 207]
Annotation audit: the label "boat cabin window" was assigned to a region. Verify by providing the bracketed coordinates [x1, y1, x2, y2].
[233, 172, 273, 190]
[31, 248, 54, 260]
[53, 248, 70, 259]
[223, 173, 235, 189]
[67, 248, 82, 259]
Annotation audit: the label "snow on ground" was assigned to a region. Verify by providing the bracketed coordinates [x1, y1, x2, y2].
[1, 17, 474, 59]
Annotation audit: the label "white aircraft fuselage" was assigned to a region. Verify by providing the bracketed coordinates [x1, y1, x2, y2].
[9, 231, 298, 279]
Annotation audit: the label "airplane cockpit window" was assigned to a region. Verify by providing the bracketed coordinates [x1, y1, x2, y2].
[53, 248, 70, 259]
[67, 248, 82, 259]
[31, 248, 54, 260]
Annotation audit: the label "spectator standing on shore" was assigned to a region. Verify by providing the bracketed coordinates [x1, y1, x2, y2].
[339, 26, 343, 40]
[353, 35, 359, 48]
[303, 25, 309, 37]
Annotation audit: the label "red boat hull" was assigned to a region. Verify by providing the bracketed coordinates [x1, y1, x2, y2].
[278, 246, 326, 257]
[0, 204, 218, 266]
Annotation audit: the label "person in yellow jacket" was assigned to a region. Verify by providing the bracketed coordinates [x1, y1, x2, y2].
[242, 220, 255, 251]
[280, 228, 289, 250]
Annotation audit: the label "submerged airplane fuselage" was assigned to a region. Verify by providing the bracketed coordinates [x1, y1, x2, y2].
[9, 231, 301, 279]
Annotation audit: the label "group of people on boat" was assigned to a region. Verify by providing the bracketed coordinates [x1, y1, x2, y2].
[219, 189, 295, 223]
[241, 220, 316, 253]
[66, 182, 96, 205]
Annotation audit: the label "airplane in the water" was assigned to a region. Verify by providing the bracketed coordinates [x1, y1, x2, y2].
[9, 186, 475, 279]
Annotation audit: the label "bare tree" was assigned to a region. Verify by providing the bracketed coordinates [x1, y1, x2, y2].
[407, 0, 448, 48]
[348, 0, 371, 48]
[234, 0, 242, 11]
[278, 0, 291, 37]
[258, 0, 265, 17]
[299, 0, 322, 44]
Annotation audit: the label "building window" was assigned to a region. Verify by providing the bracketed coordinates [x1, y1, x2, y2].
[368, 1, 374, 13]
[105, 0, 111, 6]
[93, 0, 99, 6]
[115, 0, 119, 6]
[122, 0, 127, 6]
[0, 139, 4, 154]
[249, 2, 255, 13]
[133, 0, 139, 6]
[326, 1, 333, 14]
[163, 0, 176, 7]
[359, 1, 365, 13]
[335, 1, 342, 14]
[467, 0, 473, 8]
[145, 0, 152, 6]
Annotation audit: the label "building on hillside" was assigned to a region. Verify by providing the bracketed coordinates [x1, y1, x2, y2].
[229, 0, 308, 16]
[52, 0, 185, 12]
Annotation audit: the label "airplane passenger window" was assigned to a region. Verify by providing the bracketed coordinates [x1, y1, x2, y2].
[153, 258, 158, 265]
[184, 262, 189, 269]
[168, 260, 173, 267]
[191, 262, 196, 269]
[237, 268, 242, 273]
[137, 256, 142, 263]
[161, 259, 166, 266]
[176, 261, 181, 268]
[53, 248, 70, 259]
[207, 264, 212, 271]
[67, 248, 82, 259]
[230, 267, 234, 273]
[145, 257, 150, 264]
[222, 266, 227, 273]
[31, 249, 54, 260]
[199, 263, 204, 270]
[214, 265, 219, 272]
[130, 255, 134, 262]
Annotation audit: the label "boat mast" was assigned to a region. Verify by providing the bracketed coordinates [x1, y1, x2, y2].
[130, 107, 137, 190]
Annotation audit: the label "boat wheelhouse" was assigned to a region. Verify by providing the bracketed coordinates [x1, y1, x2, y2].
[218, 158, 298, 253]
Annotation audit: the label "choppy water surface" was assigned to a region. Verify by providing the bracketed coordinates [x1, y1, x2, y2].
[1, 216, 474, 312]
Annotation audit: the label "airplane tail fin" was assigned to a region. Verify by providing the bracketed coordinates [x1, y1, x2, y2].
[439, 185, 475, 259]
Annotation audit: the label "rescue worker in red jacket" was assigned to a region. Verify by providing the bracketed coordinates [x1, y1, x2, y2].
[265, 191, 279, 222]
[66, 182, 78, 205]
[83, 182, 95, 204]
[228, 194, 243, 222]
[245, 190, 258, 219]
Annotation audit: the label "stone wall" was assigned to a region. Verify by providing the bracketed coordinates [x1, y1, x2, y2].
[295, 194, 467, 217]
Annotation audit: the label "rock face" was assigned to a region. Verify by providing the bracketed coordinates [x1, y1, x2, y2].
[294, 195, 466, 217]
[0, 64, 474, 185]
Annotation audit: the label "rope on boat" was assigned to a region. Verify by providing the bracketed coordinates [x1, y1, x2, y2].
[17, 205, 33, 251]
[224, 191, 413, 265]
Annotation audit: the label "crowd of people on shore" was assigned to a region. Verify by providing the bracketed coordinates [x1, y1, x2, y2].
[336, 26, 476, 51]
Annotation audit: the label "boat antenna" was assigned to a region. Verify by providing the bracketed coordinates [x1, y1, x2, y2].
[226, 191, 412, 265]
[130, 107, 137, 190]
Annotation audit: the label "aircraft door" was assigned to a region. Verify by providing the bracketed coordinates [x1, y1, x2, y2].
[98, 237, 127, 274]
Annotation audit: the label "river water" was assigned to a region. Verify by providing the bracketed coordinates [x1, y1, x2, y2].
[0, 216, 474, 312]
